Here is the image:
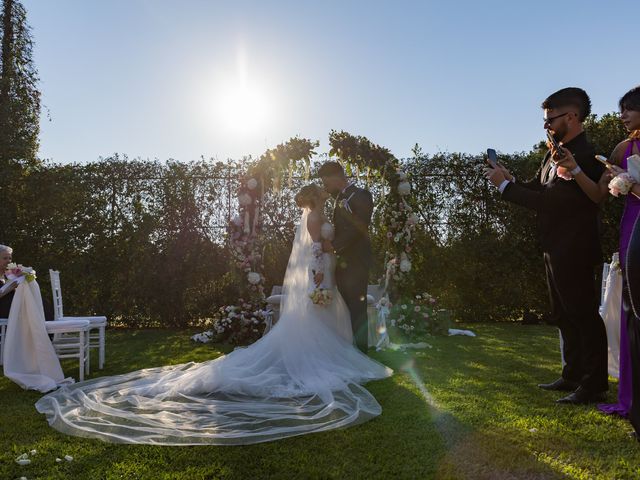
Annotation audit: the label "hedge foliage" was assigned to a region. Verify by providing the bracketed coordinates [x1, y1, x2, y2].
[0, 114, 628, 325]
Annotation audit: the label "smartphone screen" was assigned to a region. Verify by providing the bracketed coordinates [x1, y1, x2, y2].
[486, 148, 498, 168]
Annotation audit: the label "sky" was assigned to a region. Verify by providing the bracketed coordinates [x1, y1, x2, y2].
[21, 0, 640, 164]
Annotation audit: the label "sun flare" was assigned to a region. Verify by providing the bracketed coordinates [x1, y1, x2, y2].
[217, 83, 269, 134]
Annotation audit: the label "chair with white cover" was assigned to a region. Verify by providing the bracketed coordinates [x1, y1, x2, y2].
[49, 270, 107, 369]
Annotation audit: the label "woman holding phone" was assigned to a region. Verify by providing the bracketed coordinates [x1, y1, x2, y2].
[555, 86, 640, 434]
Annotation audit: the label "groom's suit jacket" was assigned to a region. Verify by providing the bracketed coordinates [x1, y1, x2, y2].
[501, 131, 603, 265]
[332, 184, 374, 269]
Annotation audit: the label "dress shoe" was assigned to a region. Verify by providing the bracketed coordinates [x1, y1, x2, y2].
[556, 386, 607, 405]
[538, 378, 579, 391]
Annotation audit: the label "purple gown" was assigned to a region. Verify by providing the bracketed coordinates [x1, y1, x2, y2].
[599, 139, 640, 416]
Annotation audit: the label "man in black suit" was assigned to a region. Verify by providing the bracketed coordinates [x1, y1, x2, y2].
[319, 161, 373, 353]
[485, 87, 608, 404]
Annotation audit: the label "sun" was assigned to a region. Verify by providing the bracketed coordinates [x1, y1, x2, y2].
[217, 83, 269, 134]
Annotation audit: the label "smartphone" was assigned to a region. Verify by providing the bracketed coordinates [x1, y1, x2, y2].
[486, 148, 498, 168]
[595, 155, 614, 169]
[546, 130, 566, 158]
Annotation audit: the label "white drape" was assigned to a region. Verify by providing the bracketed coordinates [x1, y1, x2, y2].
[601, 262, 622, 378]
[3, 279, 70, 392]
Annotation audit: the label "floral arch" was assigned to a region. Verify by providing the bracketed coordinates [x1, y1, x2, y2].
[197, 132, 419, 345]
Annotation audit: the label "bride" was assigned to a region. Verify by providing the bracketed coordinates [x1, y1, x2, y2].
[35, 184, 392, 445]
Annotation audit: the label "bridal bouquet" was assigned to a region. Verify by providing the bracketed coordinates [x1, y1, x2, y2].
[609, 172, 635, 197]
[5, 263, 36, 282]
[309, 288, 332, 306]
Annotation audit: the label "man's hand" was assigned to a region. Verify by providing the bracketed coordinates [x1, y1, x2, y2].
[496, 164, 513, 182]
[321, 240, 334, 253]
[553, 146, 578, 171]
[484, 166, 507, 188]
[313, 272, 324, 286]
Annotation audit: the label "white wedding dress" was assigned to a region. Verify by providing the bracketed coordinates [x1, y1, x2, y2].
[35, 210, 392, 445]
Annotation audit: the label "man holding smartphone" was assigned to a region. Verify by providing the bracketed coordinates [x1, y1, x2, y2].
[484, 87, 608, 404]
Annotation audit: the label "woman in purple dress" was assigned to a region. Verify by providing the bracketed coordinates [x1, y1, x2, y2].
[598, 95, 640, 417]
[608, 88, 640, 436]
[598, 87, 640, 419]
[554, 86, 640, 421]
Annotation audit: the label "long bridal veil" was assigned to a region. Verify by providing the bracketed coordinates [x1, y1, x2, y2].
[35, 210, 392, 445]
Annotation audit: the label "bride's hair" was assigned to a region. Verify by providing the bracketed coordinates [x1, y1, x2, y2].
[294, 184, 322, 209]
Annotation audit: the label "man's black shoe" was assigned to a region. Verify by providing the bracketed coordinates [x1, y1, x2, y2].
[556, 387, 607, 405]
[538, 378, 579, 391]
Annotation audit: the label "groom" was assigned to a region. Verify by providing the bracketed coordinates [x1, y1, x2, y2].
[319, 161, 373, 353]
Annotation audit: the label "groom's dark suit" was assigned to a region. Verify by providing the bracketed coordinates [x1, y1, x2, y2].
[501, 131, 608, 393]
[333, 183, 373, 353]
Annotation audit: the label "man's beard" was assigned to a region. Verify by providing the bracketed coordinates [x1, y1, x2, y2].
[551, 126, 567, 142]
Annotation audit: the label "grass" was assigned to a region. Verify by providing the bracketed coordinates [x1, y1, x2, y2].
[1, 324, 639, 479]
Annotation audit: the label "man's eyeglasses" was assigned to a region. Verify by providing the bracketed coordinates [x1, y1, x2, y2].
[543, 112, 570, 126]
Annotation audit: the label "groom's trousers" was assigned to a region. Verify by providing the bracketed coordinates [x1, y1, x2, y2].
[336, 260, 369, 353]
[544, 254, 608, 393]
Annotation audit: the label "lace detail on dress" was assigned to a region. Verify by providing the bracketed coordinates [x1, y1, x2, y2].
[311, 242, 325, 275]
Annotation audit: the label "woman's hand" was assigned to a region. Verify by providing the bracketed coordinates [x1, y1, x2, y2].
[608, 164, 626, 177]
[0, 280, 18, 298]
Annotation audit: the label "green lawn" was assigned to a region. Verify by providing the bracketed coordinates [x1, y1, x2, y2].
[1, 324, 639, 479]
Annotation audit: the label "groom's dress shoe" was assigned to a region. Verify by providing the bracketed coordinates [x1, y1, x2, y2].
[538, 378, 579, 391]
[555, 386, 607, 405]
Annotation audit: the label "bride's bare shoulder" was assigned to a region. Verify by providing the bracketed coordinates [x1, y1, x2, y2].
[306, 211, 322, 238]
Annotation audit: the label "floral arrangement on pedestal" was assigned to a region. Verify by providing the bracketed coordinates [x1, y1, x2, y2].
[387, 293, 451, 340]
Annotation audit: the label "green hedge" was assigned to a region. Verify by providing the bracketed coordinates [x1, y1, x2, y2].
[0, 115, 628, 325]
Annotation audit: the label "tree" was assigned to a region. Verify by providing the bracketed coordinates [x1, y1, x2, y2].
[0, 0, 40, 167]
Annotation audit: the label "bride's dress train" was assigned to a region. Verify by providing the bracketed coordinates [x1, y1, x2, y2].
[35, 210, 392, 445]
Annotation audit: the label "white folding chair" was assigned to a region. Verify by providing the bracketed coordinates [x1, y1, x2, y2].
[49, 270, 107, 369]
[45, 319, 91, 381]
